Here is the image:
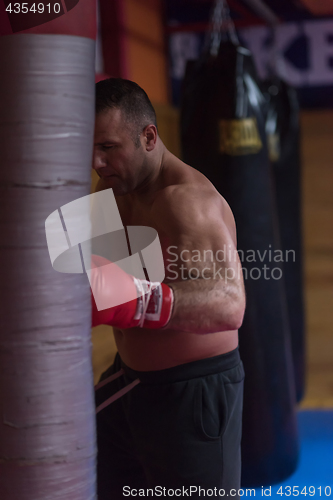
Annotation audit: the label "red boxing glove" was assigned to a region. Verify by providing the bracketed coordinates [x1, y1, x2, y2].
[90, 254, 174, 330]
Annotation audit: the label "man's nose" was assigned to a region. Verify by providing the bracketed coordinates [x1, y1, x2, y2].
[92, 152, 107, 170]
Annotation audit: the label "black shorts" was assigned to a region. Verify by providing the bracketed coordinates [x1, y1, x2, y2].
[95, 348, 245, 500]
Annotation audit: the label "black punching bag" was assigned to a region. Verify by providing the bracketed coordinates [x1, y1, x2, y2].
[263, 78, 305, 403]
[180, 16, 299, 487]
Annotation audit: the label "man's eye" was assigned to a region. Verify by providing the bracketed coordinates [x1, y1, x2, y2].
[103, 146, 114, 150]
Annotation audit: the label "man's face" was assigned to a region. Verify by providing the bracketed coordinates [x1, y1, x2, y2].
[93, 107, 146, 195]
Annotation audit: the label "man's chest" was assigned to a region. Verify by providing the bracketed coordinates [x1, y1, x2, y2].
[115, 196, 172, 269]
[116, 195, 155, 230]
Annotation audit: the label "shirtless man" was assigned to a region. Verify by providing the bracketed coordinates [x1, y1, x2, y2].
[92, 79, 246, 499]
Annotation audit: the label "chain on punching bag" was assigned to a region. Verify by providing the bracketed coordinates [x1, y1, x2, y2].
[263, 76, 305, 403]
[180, 0, 299, 487]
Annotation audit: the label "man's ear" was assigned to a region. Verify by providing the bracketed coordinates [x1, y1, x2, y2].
[144, 124, 158, 151]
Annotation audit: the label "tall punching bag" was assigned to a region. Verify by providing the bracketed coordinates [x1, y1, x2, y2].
[0, 2, 97, 499]
[181, 0, 299, 487]
[264, 77, 305, 402]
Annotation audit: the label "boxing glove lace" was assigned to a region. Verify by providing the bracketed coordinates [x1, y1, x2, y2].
[90, 254, 174, 329]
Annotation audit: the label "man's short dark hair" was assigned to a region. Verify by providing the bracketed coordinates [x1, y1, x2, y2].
[95, 78, 157, 145]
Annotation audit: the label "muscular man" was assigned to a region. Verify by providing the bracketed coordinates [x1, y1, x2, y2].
[92, 78, 246, 499]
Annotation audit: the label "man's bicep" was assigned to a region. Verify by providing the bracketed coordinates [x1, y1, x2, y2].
[204, 219, 241, 273]
[155, 187, 240, 267]
[166, 210, 239, 272]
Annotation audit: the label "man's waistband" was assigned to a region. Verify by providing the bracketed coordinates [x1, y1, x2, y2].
[119, 347, 241, 385]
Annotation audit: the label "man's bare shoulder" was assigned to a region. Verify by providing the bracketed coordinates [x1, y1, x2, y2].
[155, 182, 221, 218]
[160, 156, 216, 202]
[159, 156, 232, 216]
[153, 163, 237, 244]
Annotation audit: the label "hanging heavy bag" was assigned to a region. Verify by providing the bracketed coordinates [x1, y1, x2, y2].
[0, 2, 97, 499]
[263, 78, 305, 403]
[180, 0, 299, 488]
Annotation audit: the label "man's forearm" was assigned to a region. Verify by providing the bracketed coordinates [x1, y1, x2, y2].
[166, 278, 245, 334]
